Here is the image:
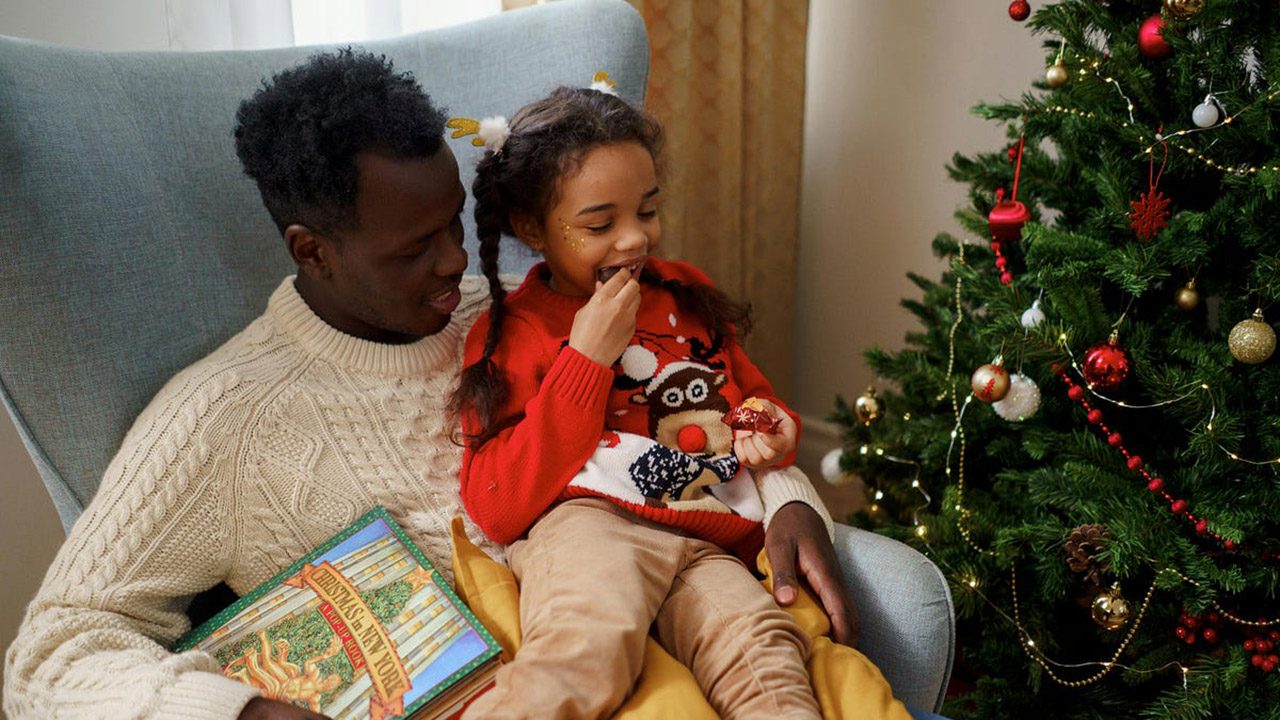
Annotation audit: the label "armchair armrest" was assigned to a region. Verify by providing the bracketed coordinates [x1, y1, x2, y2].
[833, 523, 954, 713]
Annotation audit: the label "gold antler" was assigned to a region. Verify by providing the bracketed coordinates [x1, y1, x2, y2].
[446, 117, 486, 147]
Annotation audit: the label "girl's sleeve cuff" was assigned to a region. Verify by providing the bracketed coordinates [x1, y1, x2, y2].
[542, 346, 615, 412]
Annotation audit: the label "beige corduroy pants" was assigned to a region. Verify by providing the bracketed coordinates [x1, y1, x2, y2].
[462, 497, 820, 720]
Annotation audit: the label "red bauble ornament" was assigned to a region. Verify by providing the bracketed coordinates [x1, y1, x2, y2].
[1138, 14, 1172, 59]
[989, 189, 1030, 244]
[1009, 0, 1031, 21]
[1081, 334, 1132, 391]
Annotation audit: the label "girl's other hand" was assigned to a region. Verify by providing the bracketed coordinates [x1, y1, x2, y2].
[733, 398, 797, 469]
[568, 267, 641, 367]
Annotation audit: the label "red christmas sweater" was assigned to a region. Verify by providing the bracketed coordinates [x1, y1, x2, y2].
[460, 258, 800, 558]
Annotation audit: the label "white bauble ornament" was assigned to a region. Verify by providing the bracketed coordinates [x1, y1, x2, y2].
[1192, 96, 1220, 128]
[992, 373, 1041, 421]
[821, 447, 857, 486]
[1021, 299, 1046, 328]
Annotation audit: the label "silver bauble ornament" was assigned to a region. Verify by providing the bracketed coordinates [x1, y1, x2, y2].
[992, 373, 1041, 421]
[1192, 96, 1219, 128]
[821, 447, 857, 486]
[1021, 299, 1046, 328]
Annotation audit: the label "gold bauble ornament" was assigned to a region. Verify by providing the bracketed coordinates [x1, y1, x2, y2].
[1174, 280, 1200, 311]
[970, 356, 1011, 403]
[1228, 308, 1276, 364]
[1045, 61, 1069, 89]
[1163, 0, 1205, 20]
[1091, 583, 1131, 631]
[854, 387, 883, 426]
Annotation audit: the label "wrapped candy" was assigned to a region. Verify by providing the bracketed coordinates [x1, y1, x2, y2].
[723, 398, 782, 434]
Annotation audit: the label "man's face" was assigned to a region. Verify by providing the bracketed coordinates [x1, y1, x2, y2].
[318, 147, 469, 343]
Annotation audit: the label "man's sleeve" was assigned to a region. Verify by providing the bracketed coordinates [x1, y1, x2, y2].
[3, 382, 260, 720]
[754, 465, 836, 541]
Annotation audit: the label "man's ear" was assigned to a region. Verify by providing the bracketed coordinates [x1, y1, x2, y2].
[285, 224, 333, 279]
[509, 211, 546, 252]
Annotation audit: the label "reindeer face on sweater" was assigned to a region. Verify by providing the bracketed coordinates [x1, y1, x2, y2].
[631, 362, 734, 456]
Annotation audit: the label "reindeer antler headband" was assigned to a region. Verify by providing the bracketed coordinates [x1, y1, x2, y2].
[446, 71, 619, 155]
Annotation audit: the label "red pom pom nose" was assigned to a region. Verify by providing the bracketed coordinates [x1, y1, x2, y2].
[677, 425, 709, 454]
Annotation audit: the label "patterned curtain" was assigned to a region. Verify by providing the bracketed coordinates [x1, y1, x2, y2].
[627, 0, 809, 395]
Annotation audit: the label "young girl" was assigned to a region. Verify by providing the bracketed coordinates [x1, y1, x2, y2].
[455, 85, 839, 720]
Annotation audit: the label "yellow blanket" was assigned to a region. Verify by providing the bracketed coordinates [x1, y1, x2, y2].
[449, 518, 911, 719]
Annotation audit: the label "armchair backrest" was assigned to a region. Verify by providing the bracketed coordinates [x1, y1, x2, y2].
[0, 0, 649, 531]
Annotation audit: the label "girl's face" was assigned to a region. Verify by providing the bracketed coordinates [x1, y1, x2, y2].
[524, 141, 660, 297]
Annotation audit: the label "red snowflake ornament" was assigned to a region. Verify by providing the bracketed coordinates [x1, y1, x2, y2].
[1128, 188, 1171, 240]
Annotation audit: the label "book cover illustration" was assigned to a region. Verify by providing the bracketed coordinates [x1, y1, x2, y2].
[176, 506, 501, 720]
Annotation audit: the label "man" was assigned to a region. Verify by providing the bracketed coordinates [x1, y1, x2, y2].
[4, 49, 854, 720]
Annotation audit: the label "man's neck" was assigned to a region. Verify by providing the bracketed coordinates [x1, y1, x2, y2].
[291, 274, 420, 345]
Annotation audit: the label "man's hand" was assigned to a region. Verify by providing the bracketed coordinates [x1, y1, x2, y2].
[238, 697, 332, 720]
[733, 399, 798, 469]
[765, 501, 861, 647]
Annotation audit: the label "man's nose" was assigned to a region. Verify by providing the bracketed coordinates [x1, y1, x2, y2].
[438, 237, 469, 275]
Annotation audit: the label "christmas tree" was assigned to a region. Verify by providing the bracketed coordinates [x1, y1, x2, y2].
[829, 1, 1280, 717]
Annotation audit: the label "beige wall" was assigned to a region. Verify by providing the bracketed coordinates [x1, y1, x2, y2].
[0, 0, 1050, 707]
[792, 0, 1045, 509]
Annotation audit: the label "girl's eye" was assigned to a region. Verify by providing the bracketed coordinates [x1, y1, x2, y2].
[585, 223, 613, 233]
[639, 209, 658, 219]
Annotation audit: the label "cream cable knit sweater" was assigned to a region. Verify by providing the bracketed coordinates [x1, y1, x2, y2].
[4, 275, 830, 720]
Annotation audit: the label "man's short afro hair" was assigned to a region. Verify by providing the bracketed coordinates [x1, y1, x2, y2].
[234, 47, 448, 235]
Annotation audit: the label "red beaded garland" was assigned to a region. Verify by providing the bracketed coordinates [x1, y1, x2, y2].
[1056, 369, 1238, 552]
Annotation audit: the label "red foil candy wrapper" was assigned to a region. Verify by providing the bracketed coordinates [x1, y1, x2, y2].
[723, 398, 782, 434]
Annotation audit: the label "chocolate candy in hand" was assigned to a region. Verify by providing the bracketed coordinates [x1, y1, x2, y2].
[723, 398, 782, 434]
[595, 258, 645, 284]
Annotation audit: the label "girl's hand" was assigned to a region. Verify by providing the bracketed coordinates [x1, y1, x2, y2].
[568, 267, 641, 367]
[733, 398, 797, 469]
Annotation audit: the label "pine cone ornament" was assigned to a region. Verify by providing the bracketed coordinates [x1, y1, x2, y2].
[1064, 524, 1112, 586]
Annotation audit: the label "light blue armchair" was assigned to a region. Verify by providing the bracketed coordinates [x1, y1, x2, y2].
[0, 0, 953, 715]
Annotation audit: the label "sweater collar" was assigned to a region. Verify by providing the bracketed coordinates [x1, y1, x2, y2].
[513, 262, 592, 314]
[267, 275, 476, 376]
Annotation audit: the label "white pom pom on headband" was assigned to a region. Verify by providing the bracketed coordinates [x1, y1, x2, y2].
[589, 70, 618, 96]
[447, 71, 619, 154]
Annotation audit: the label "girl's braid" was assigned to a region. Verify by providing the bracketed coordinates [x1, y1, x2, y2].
[453, 154, 511, 440]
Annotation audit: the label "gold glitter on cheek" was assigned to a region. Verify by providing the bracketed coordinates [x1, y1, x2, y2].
[559, 218, 585, 252]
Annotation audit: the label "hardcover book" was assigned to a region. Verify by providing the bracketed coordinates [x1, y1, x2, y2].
[175, 506, 502, 720]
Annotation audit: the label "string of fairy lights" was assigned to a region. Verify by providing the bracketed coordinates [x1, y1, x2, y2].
[1043, 53, 1280, 175]
[847, 45, 1280, 684]
[1060, 340, 1280, 467]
